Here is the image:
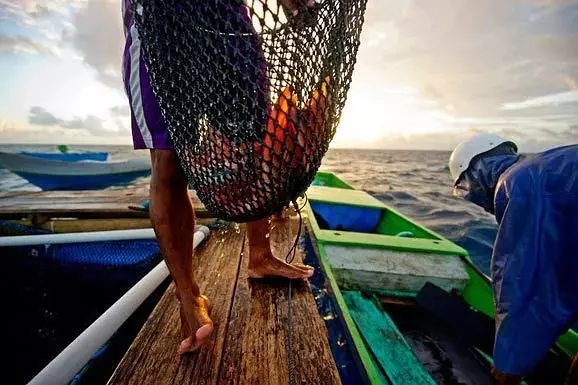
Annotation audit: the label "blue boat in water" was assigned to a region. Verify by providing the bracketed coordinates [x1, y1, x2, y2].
[0, 151, 151, 190]
[20, 151, 109, 162]
[20, 145, 109, 162]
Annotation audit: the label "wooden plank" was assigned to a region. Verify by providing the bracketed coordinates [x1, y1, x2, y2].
[106, 227, 245, 385]
[343, 291, 437, 385]
[218, 216, 342, 385]
[0, 188, 208, 218]
[0, 187, 149, 201]
[5, 218, 153, 233]
[6, 217, 217, 233]
[324, 244, 470, 294]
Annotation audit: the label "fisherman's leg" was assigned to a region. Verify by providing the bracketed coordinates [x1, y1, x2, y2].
[123, 28, 212, 353]
[149, 150, 213, 353]
[247, 213, 314, 279]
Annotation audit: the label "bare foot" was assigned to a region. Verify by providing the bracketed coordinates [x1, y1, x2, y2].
[248, 249, 314, 279]
[177, 294, 214, 354]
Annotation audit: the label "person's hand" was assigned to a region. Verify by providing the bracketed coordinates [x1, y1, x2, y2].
[279, 0, 320, 28]
[280, 0, 315, 16]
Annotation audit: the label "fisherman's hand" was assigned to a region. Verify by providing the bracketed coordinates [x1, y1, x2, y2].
[280, 0, 320, 27]
[280, 0, 315, 16]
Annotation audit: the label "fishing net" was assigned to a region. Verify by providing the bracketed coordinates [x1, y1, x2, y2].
[132, 0, 368, 222]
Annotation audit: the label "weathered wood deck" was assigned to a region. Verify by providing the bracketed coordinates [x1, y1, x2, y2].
[107, 217, 342, 385]
[0, 188, 208, 223]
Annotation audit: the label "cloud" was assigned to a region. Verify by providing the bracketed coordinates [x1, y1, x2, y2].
[0, 33, 58, 55]
[562, 76, 578, 90]
[28, 106, 60, 125]
[563, 124, 578, 138]
[363, 125, 574, 153]
[110, 105, 130, 117]
[60, 115, 105, 133]
[356, 0, 578, 116]
[500, 90, 578, 110]
[0, 1, 85, 26]
[28, 106, 109, 134]
[65, 0, 124, 90]
[0, 1, 84, 56]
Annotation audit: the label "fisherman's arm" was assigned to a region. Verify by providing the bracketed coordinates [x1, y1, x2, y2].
[490, 193, 568, 382]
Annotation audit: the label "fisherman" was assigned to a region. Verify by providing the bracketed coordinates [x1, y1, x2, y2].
[121, 0, 315, 354]
[448, 133, 578, 385]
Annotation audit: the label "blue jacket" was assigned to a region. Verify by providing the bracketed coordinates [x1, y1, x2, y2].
[469, 144, 578, 375]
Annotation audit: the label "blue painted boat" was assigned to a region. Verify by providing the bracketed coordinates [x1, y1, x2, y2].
[20, 151, 109, 162]
[0, 152, 151, 190]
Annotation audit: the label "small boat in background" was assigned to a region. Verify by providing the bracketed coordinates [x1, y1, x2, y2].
[20, 151, 109, 162]
[20, 144, 109, 163]
[0, 151, 151, 191]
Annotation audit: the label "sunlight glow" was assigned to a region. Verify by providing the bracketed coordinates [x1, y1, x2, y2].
[332, 85, 456, 147]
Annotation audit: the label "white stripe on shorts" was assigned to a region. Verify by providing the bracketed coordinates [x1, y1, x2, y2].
[128, 24, 154, 148]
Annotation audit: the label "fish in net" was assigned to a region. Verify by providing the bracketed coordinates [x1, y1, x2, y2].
[131, 0, 368, 222]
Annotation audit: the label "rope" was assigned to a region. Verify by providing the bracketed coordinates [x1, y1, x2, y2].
[284, 193, 308, 385]
[288, 279, 294, 385]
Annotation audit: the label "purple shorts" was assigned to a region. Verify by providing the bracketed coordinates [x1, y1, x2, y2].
[121, 1, 269, 151]
[121, 0, 171, 150]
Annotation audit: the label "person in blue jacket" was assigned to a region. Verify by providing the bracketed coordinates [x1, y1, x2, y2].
[448, 133, 578, 385]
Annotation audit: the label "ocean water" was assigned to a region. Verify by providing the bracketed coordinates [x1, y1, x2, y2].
[0, 144, 498, 275]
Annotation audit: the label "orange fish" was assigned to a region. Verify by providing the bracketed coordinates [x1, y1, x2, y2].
[200, 78, 333, 215]
[303, 75, 332, 140]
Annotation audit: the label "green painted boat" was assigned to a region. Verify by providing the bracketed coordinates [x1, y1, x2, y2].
[303, 170, 578, 385]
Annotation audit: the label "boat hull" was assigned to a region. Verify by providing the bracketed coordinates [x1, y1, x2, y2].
[20, 151, 109, 162]
[14, 169, 151, 190]
[0, 152, 151, 190]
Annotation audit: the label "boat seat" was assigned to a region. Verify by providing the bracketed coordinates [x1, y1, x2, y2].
[324, 244, 470, 295]
[307, 186, 386, 233]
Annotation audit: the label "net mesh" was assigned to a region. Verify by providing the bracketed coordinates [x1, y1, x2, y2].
[132, 0, 368, 222]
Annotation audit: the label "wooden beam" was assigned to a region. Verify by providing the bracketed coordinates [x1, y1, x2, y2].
[107, 217, 342, 385]
[343, 291, 436, 385]
[324, 244, 470, 295]
[5, 218, 217, 233]
[107, 227, 245, 385]
[218, 216, 342, 385]
[0, 188, 209, 219]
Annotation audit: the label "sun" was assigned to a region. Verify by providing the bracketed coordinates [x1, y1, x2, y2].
[331, 84, 454, 148]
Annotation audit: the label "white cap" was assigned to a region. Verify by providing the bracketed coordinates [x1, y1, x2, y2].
[448, 133, 517, 184]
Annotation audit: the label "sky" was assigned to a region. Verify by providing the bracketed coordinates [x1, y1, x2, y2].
[0, 0, 577, 152]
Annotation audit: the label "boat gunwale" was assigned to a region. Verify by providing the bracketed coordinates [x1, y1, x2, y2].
[304, 224, 391, 385]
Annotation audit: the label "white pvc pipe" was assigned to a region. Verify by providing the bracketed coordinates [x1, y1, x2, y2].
[27, 225, 211, 385]
[0, 228, 159, 247]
